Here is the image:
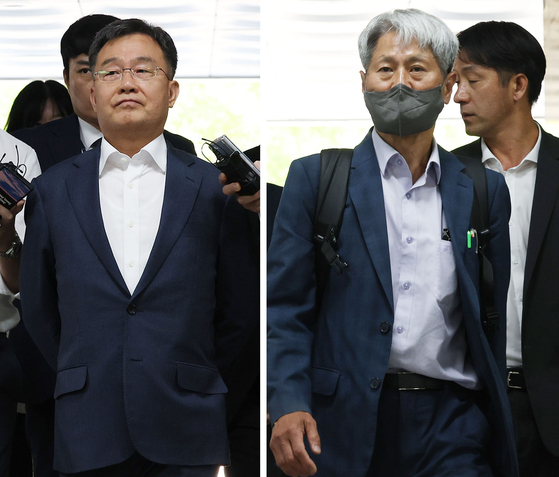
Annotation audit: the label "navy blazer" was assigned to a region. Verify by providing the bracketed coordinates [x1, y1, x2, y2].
[11, 116, 194, 404]
[268, 131, 518, 476]
[12, 113, 196, 172]
[454, 129, 559, 457]
[20, 143, 259, 473]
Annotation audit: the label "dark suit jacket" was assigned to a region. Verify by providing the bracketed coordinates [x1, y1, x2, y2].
[453, 130, 559, 457]
[267, 131, 518, 476]
[20, 143, 259, 473]
[11, 113, 197, 404]
[12, 113, 196, 172]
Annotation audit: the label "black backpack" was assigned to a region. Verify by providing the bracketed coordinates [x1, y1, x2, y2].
[313, 148, 498, 334]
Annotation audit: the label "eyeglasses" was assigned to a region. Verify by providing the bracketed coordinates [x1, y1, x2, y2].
[93, 66, 170, 82]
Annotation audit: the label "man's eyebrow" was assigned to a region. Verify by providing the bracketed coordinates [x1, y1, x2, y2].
[374, 53, 433, 63]
[100, 56, 156, 67]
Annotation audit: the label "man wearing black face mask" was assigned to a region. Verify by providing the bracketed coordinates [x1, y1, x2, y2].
[267, 8, 517, 477]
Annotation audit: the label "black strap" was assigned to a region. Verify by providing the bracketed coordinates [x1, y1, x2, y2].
[314, 148, 352, 308]
[455, 155, 498, 334]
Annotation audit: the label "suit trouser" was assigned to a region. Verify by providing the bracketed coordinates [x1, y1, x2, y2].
[0, 333, 21, 476]
[508, 388, 559, 477]
[367, 382, 493, 477]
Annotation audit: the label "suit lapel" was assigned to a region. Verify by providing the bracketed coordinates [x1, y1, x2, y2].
[347, 133, 394, 310]
[439, 148, 474, 262]
[132, 146, 202, 299]
[525, 130, 559, 291]
[65, 149, 129, 295]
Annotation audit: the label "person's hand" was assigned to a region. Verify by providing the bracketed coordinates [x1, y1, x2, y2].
[270, 411, 321, 477]
[0, 200, 23, 251]
[219, 160, 260, 213]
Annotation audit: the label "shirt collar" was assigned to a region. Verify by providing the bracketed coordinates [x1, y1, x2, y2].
[481, 122, 541, 169]
[98, 134, 167, 177]
[78, 117, 103, 151]
[371, 127, 441, 184]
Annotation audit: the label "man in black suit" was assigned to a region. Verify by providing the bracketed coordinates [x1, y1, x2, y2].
[13, 14, 195, 172]
[452, 21, 559, 476]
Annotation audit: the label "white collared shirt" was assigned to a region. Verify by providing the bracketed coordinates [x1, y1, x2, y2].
[373, 129, 479, 389]
[98, 135, 167, 294]
[78, 117, 103, 152]
[481, 125, 541, 367]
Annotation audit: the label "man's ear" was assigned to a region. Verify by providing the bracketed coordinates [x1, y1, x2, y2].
[63, 69, 69, 88]
[168, 80, 180, 108]
[442, 71, 456, 104]
[360, 70, 367, 93]
[512, 73, 529, 103]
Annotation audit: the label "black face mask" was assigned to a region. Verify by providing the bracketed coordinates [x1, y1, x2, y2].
[364, 82, 445, 137]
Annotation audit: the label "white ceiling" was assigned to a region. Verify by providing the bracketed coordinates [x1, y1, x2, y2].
[0, 0, 259, 79]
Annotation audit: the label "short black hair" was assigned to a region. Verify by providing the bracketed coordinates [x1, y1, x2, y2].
[5, 80, 74, 133]
[61, 14, 119, 72]
[89, 18, 178, 79]
[457, 21, 546, 105]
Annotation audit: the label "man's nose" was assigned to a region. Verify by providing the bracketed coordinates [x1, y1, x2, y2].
[454, 83, 467, 103]
[120, 69, 138, 90]
[393, 68, 410, 88]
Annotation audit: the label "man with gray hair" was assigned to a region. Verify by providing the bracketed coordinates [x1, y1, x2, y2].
[268, 9, 517, 477]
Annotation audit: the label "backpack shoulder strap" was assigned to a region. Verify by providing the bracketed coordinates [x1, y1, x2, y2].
[314, 148, 352, 308]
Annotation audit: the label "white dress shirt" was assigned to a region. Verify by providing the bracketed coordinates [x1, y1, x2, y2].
[0, 130, 42, 332]
[481, 125, 541, 367]
[373, 129, 479, 389]
[98, 135, 167, 294]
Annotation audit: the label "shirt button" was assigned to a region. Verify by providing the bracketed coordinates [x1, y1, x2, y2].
[370, 378, 381, 390]
[403, 282, 411, 290]
[128, 261, 135, 268]
[128, 182, 134, 189]
[406, 237, 413, 244]
[120, 157, 127, 164]
[397, 326, 404, 334]
[380, 322, 391, 334]
[406, 192, 411, 200]
[397, 159, 403, 166]
[513, 258, 519, 265]
[129, 222, 135, 228]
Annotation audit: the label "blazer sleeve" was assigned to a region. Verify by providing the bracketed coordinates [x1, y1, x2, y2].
[267, 156, 321, 424]
[20, 179, 60, 370]
[484, 169, 511, 380]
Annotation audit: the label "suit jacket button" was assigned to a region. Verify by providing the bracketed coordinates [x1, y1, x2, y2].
[380, 322, 391, 334]
[370, 378, 381, 390]
[127, 304, 136, 315]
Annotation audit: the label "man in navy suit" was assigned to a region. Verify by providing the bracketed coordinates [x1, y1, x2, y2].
[20, 18, 258, 476]
[11, 14, 196, 477]
[452, 22, 559, 476]
[268, 9, 517, 477]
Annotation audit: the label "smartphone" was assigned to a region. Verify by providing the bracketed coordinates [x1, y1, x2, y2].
[0, 162, 34, 209]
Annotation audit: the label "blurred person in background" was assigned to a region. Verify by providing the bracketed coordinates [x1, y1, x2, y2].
[5, 80, 73, 133]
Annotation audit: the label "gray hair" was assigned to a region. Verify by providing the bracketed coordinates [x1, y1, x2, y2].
[358, 9, 458, 76]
